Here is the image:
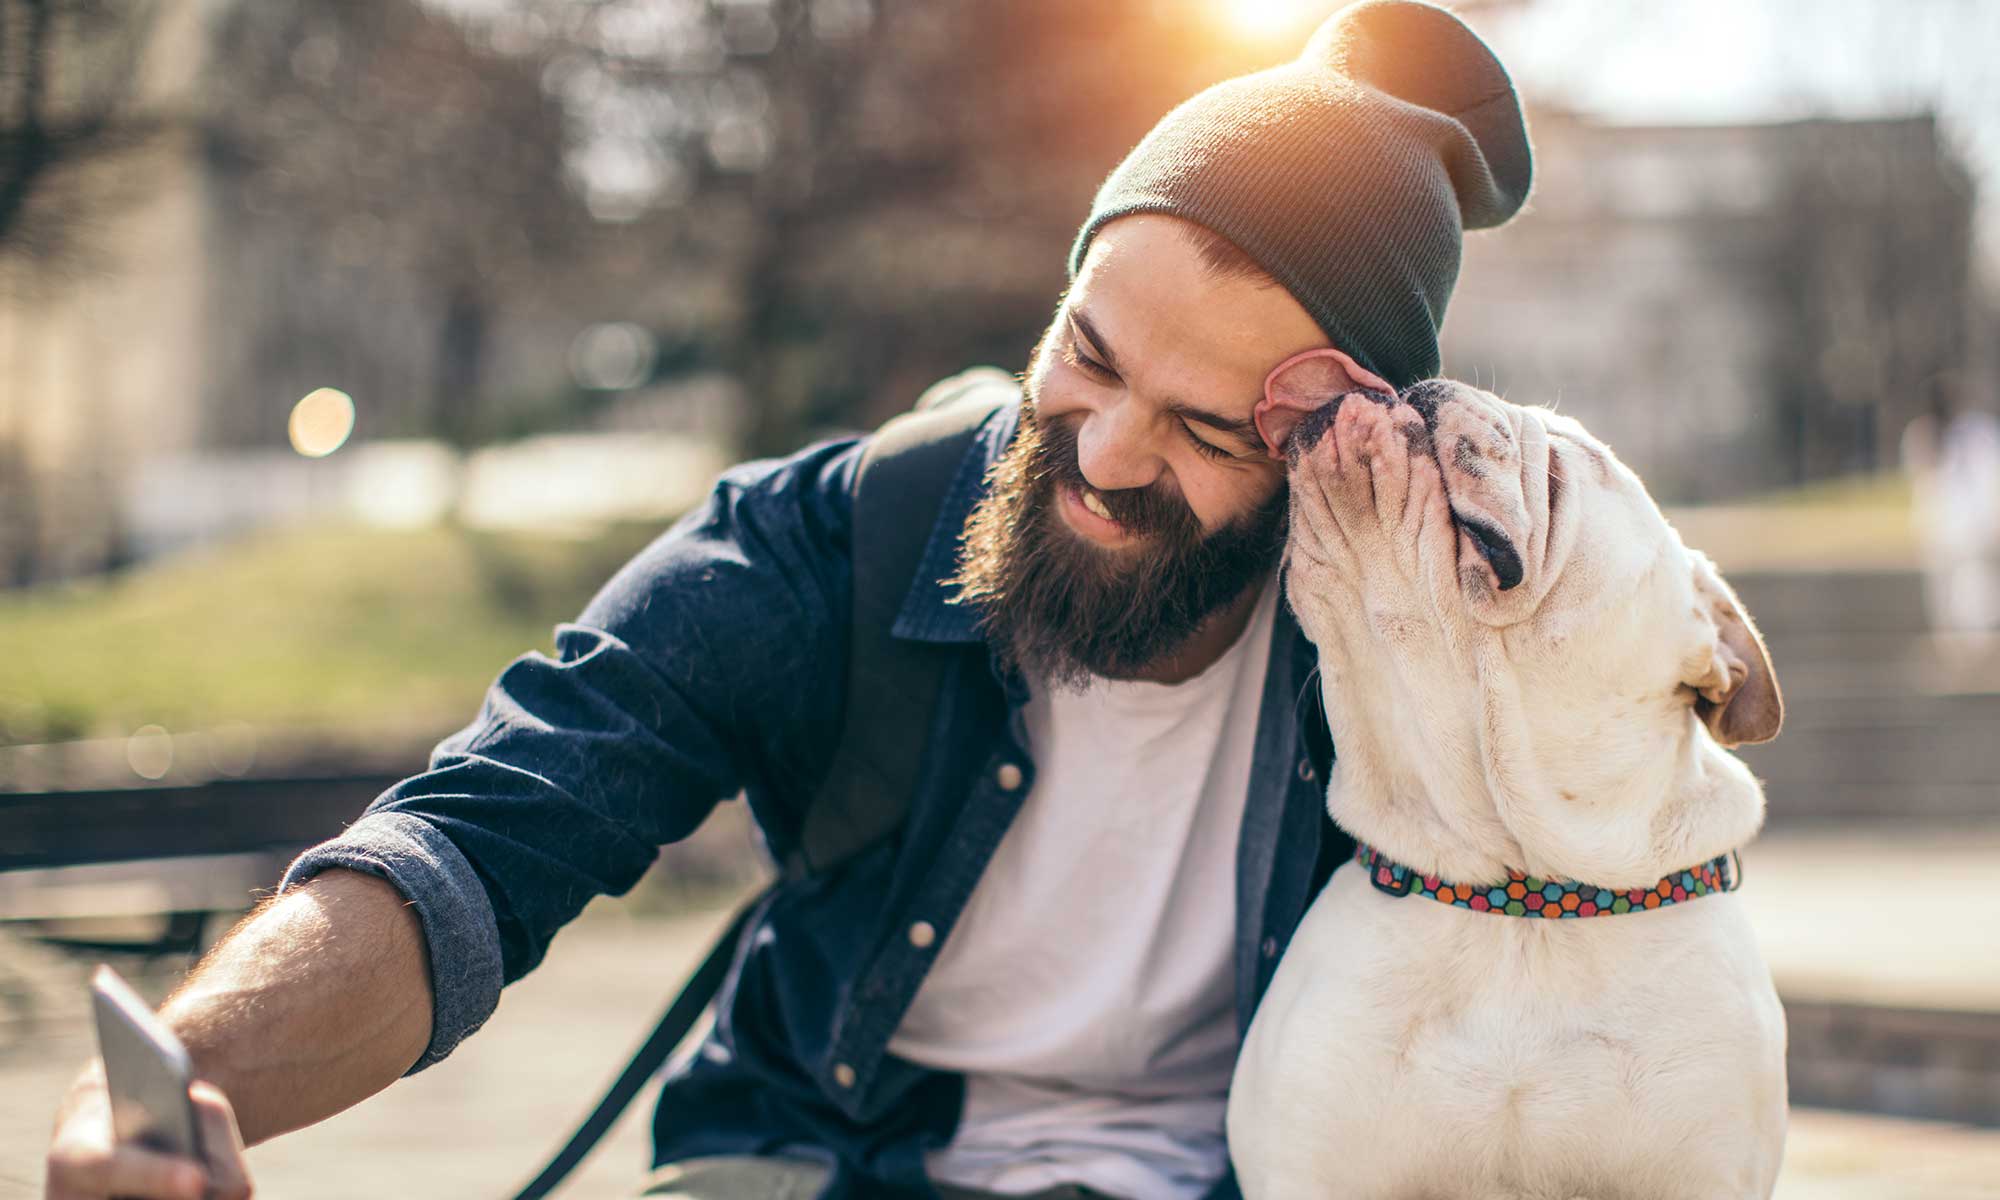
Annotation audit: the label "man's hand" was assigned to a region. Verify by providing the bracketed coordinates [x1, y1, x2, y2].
[44, 868, 432, 1196]
[45, 1062, 253, 1199]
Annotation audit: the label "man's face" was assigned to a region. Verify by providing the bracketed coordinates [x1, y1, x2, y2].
[948, 214, 1330, 686]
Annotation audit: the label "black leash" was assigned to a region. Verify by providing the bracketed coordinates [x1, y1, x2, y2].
[507, 891, 767, 1200]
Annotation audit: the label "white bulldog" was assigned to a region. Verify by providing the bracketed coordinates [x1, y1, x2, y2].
[1226, 357, 1789, 1200]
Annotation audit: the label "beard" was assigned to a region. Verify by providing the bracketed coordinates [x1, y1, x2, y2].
[945, 395, 1288, 690]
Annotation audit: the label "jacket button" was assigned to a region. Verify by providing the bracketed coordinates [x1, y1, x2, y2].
[1261, 937, 1279, 959]
[1297, 757, 1315, 782]
[908, 920, 937, 949]
[995, 762, 1024, 791]
[834, 1062, 857, 1089]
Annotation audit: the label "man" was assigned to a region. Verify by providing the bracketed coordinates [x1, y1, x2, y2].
[44, 3, 1530, 1197]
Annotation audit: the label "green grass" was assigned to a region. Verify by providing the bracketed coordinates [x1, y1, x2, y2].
[1735, 471, 1913, 510]
[0, 521, 667, 747]
[1664, 472, 1918, 572]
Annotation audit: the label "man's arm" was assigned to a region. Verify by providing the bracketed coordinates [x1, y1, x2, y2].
[161, 867, 433, 1142]
[46, 868, 430, 1198]
[51, 435, 866, 1194]
[48, 433, 865, 1194]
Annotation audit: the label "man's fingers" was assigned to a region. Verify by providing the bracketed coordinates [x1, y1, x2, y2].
[45, 1074, 251, 1200]
[190, 1081, 254, 1198]
[46, 1140, 207, 1200]
[107, 1148, 209, 1200]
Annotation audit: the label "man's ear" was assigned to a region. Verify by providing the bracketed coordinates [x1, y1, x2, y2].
[1683, 551, 1784, 747]
[1256, 347, 1395, 459]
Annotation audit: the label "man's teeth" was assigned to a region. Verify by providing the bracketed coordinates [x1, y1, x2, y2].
[1081, 489, 1116, 522]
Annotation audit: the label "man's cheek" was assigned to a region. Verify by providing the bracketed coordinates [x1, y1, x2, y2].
[1190, 472, 1281, 537]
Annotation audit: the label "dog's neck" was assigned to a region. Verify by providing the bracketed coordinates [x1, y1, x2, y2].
[1317, 636, 1767, 891]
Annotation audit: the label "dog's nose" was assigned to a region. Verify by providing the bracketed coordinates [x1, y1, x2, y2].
[1286, 388, 1398, 458]
[1401, 379, 1452, 429]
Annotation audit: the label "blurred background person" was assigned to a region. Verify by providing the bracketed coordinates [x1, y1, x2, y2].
[1902, 371, 2000, 654]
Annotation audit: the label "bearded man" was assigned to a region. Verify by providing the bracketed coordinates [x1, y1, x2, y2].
[45, 3, 1530, 1198]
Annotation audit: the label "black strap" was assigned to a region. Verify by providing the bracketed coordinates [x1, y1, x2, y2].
[507, 892, 765, 1200]
[506, 375, 1013, 1199]
[793, 386, 1010, 875]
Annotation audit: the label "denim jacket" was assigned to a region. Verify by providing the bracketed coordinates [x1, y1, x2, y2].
[281, 402, 1349, 1199]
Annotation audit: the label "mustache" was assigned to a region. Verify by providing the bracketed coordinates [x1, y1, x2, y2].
[1036, 415, 1199, 540]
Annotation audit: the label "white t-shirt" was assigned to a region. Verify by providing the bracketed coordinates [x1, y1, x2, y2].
[888, 574, 1280, 1200]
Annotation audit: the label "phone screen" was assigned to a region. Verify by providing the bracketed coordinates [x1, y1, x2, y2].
[89, 964, 204, 1161]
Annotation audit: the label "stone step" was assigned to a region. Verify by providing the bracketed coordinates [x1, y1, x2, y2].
[1785, 1000, 2000, 1128]
[1763, 782, 1999, 823]
[1743, 692, 2000, 822]
[1730, 570, 1932, 636]
[1743, 694, 2000, 781]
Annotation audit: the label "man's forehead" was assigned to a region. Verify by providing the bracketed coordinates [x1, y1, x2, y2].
[1071, 217, 1327, 418]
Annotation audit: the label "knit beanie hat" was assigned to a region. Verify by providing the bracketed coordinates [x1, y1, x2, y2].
[1068, 0, 1532, 390]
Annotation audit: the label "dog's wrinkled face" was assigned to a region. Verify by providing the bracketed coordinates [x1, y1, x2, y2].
[1274, 377, 1656, 645]
[1266, 370, 1783, 883]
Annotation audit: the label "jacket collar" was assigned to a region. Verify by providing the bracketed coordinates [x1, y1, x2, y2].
[889, 401, 1021, 644]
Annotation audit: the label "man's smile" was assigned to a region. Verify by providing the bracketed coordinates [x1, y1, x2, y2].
[1057, 481, 1140, 547]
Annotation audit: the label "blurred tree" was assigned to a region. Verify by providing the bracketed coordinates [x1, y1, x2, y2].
[201, 0, 589, 449]
[191, 0, 1445, 458]
[0, 0, 164, 276]
[1, 0, 173, 590]
[454, 0, 1292, 453]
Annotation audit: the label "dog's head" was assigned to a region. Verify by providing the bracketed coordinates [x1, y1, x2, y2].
[1263, 362, 1781, 883]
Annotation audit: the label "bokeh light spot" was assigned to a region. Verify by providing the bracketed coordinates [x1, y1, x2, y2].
[568, 323, 659, 391]
[205, 721, 260, 778]
[290, 387, 356, 457]
[127, 724, 174, 780]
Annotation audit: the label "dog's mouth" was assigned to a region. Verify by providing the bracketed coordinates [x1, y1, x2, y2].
[1286, 385, 1529, 594]
[1405, 384, 1525, 593]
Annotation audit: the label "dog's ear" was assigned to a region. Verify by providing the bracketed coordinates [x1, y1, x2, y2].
[1257, 347, 1395, 458]
[1683, 552, 1783, 747]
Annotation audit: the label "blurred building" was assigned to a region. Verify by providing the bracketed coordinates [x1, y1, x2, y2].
[0, 1, 209, 584]
[1446, 108, 1985, 503]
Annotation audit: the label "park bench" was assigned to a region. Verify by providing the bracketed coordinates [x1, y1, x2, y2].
[0, 735, 402, 957]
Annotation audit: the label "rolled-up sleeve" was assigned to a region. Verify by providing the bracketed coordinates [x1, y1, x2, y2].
[279, 810, 504, 1070]
[279, 435, 862, 1071]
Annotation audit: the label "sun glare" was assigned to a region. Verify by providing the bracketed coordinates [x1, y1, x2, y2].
[1220, 0, 1325, 41]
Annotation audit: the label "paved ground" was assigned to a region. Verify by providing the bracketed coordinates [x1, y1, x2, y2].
[2, 826, 1998, 1199]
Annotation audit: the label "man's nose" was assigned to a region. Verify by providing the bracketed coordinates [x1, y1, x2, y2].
[1074, 400, 1166, 493]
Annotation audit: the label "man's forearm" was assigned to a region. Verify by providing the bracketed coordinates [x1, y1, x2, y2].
[158, 867, 435, 1146]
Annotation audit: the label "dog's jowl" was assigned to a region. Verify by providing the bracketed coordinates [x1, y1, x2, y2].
[1228, 371, 1788, 1200]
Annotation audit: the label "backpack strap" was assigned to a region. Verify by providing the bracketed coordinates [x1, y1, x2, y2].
[792, 374, 1014, 875]
[508, 896, 764, 1200]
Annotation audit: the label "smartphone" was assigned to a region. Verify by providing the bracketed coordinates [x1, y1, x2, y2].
[89, 964, 205, 1162]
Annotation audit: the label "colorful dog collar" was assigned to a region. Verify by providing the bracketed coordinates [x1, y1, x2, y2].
[1354, 842, 1740, 918]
